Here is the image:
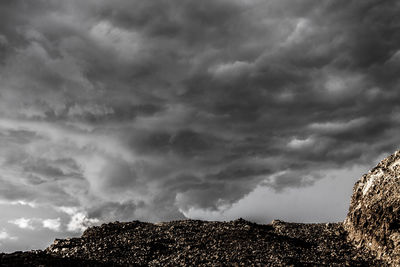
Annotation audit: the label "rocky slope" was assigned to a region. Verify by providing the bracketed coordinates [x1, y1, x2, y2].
[0, 219, 384, 266]
[1, 150, 400, 266]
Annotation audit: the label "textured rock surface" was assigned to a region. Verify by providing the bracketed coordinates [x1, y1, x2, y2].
[0, 250, 108, 266]
[0, 219, 385, 266]
[345, 150, 400, 266]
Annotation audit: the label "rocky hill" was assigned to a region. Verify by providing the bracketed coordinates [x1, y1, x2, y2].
[0, 219, 385, 266]
[1, 150, 400, 266]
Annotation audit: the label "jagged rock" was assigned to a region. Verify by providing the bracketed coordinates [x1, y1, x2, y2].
[345, 150, 400, 266]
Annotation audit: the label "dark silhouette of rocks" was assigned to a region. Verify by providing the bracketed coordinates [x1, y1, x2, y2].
[0, 219, 385, 266]
[0, 250, 108, 266]
[1, 150, 400, 266]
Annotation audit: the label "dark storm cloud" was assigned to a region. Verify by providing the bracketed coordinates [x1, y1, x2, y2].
[0, 0, 400, 237]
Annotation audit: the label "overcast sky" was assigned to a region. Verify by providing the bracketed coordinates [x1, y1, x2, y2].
[0, 0, 400, 252]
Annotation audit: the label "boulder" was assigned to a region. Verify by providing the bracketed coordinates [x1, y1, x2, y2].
[345, 150, 400, 266]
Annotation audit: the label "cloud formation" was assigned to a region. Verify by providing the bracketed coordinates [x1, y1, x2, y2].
[0, 230, 16, 241]
[0, 0, 400, 250]
[42, 218, 61, 232]
[8, 218, 35, 230]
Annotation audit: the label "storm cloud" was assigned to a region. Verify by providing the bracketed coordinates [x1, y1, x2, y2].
[1, 0, 400, 251]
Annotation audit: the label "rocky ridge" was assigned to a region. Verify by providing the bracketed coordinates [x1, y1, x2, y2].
[0, 219, 385, 266]
[1, 150, 400, 266]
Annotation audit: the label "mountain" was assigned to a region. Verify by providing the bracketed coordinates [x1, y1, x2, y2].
[1, 150, 400, 266]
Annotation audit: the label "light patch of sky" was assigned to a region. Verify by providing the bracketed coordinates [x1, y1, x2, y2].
[287, 137, 314, 149]
[181, 164, 368, 223]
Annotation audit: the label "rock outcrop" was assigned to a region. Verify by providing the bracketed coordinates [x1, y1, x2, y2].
[345, 150, 400, 266]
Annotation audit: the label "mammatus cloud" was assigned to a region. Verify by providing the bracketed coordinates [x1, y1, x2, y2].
[0, 0, 400, 251]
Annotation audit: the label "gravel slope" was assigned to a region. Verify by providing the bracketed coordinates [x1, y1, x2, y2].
[0, 218, 385, 266]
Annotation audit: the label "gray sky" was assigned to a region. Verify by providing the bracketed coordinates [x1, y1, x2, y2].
[0, 0, 400, 252]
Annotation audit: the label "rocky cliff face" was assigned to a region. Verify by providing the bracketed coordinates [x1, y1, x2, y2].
[345, 150, 400, 266]
[1, 150, 400, 266]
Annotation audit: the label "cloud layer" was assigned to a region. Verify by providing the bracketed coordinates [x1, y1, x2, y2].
[0, 0, 400, 250]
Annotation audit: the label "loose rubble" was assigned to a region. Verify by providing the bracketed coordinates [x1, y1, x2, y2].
[0, 219, 384, 266]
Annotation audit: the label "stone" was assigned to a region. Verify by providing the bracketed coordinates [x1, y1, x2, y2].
[345, 150, 400, 266]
